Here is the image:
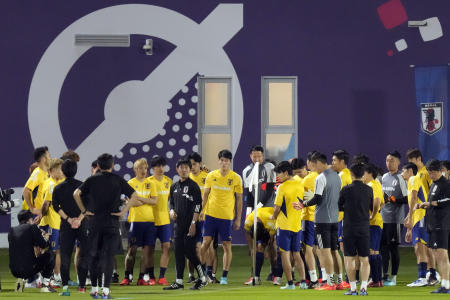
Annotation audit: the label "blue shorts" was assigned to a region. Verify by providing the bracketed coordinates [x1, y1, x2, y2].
[155, 224, 171, 243]
[196, 221, 204, 243]
[203, 215, 233, 242]
[369, 225, 382, 251]
[277, 228, 301, 252]
[412, 220, 429, 246]
[129, 222, 156, 247]
[302, 220, 315, 247]
[338, 221, 343, 243]
[40, 225, 60, 251]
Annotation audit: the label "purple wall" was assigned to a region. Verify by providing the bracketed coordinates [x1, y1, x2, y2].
[0, 0, 449, 239]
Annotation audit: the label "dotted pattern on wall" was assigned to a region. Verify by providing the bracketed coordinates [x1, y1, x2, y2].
[114, 76, 199, 182]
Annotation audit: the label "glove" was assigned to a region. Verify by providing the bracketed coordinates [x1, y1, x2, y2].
[304, 190, 314, 201]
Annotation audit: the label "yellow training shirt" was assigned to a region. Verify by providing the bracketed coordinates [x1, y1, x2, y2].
[148, 175, 172, 226]
[338, 168, 352, 221]
[417, 166, 432, 196]
[368, 179, 384, 228]
[128, 177, 158, 223]
[23, 167, 49, 210]
[408, 175, 427, 227]
[190, 170, 209, 220]
[301, 171, 318, 222]
[244, 207, 276, 236]
[274, 178, 304, 232]
[205, 169, 243, 220]
[40, 177, 64, 230]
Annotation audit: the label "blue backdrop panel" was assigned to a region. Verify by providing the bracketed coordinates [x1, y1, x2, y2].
[414, 66, 449, 161]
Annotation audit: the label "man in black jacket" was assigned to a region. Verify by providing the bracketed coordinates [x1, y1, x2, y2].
[338, 163, 373, 296]
[164, 158, 206, 290]
[8, 210, 56, 293]
[52, 159, 88, 295]
[419, 159, 450, 294]
[73, 153, 152, 299]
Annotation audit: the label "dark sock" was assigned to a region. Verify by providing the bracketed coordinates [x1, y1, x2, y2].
[207, 266, 213, 277]
[369, 255, 375, 282]
[275, 253, 283, 277]
[376, 255, 383, 283]
[222, 270, 228, 278]
[125, 271, 132, 280]
[355, 270, 360, 281]
[159, 267, 166, 279]
[390, 244, 400, 276]
[288, 280, 293, 286]
[146, 267, 155, 279]
[316, 258, 322, 279]
[138, 273, 144, 280]
[255, 252, 264, 277]
[430, 268, 437, 279]
[419, 262, 427, 278]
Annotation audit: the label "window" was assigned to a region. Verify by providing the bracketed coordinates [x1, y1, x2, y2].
[197, 76, 232, 168]
[261, 77, 298, 163]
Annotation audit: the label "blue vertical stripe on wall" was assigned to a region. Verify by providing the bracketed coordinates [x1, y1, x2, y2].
[414, 66, 449, 161]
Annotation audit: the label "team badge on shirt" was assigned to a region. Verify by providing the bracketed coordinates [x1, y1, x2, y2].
[421, 102, 443, 135]
[146, 183, 150, 189]
[165, 182, 169, 189]
[202, 178, 206, 184]
[228, 179, 233, 186]
[183, 186, 189, 193]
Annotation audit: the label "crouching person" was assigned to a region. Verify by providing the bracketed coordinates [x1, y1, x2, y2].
[8, 210, 56, 293]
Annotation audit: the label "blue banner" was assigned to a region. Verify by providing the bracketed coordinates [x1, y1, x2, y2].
[414, 66, 449, 161]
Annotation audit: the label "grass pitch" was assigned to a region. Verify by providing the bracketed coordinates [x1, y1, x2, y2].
[0, 246, 444, 299]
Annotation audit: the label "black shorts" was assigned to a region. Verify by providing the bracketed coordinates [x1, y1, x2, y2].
[381, 223, 402, 245]
[343, 227, 369, 257]
[428, 229, 450, 250]
[315, 223, 338, 250]
[87, 217, 122, 258]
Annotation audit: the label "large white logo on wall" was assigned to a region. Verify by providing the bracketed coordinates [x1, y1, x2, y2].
[28, 4, 244, 179]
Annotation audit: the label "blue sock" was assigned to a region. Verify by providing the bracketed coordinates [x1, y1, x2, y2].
[377, 254, 383, 282]
[276, 253, 283, 277]
[146, 267, 155, 279]
[369, 255, 376, 282]
[206, 266, 213, 277]
[222, 270, 228, 278]
[419, 262, 427, 278]
[430, 268, 436, 278]
[255, 252, 264, 277]
[159, 267, 166, 278]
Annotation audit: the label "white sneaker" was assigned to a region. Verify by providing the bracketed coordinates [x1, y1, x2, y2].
[407, 278, 428, 287]
[15, 278, 25, 292]
[280, 283, 295, 290]
[50, 278, 61, 288]
[40, 286, 57, 293]
[25, 280, 38, 289]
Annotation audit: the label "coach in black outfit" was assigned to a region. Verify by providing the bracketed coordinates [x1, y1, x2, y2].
[164, 158, 206, 290]
[338, 163, 373, 295]
[8, 210, 56, 292]
[419, 159, 450, 294]
[53, 159, 89, 294]
[73, 153, 153, 298]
